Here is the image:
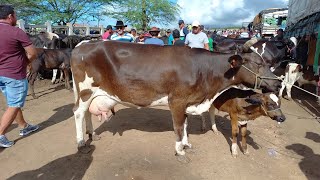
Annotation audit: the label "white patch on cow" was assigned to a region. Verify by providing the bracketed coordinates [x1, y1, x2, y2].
[261, 42, 266, 57]
[149, 96, 168, 106]
[175, 141, 185, 155]
[250, 43, 266, 61]
[270, 67, 275, 72]
[51, 69, 58, 83]
[269, 93, 279, 106]
[79, 73, 95, 92]
[186, 85, 238, 115]
[238, 121, 248, 125]
[75, 40, 91, 48]
[182, 121, 192, 148]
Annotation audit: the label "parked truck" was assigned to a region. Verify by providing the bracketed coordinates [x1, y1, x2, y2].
[251, 8, 288, 38]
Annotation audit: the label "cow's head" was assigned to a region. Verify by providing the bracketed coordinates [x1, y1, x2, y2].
[246, 93, 286, 123]
[228, 53, 281, 93]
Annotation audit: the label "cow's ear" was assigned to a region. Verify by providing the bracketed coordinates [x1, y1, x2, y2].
[228, 55, 243, 68]
[245, 96, 262, 105]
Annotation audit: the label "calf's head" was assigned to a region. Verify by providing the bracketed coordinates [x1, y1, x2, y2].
[228, 53, 281, 93]
[246, 93, 286, 123]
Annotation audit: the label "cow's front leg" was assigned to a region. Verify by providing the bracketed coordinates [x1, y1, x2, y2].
[170, 102, 190, 163]
[29, 72, 38, 99]
[240, 124, 249, 155]
[85, 110, 100, 141]
[182, 118, 192, 149]
[51, 69, 58, 84]
[278, 81, 286, 98]
[286, 84, 293, 100]
[230, 113, 239, 158]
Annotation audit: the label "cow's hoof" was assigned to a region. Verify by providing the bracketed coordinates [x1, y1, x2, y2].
[78, 145, 92, 154]
[89, 133, 101, 141]
[183, 143, 192, 149]
[232, 152, 238, 158]
[175, 154, 191, 164]
[32, 95, 38, 99]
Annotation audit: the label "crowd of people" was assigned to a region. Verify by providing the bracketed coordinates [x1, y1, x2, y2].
[102, 19, 213, 50]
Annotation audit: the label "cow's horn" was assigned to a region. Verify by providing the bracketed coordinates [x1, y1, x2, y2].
[243, 38, 259, 52]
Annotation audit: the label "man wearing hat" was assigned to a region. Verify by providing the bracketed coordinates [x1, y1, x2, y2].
[178, 20, 189, 41]
[144, 27, 164, 45]
[185, 20, 209, 50]
[110, 20, 134, 42]
[102, 25, 113, 40]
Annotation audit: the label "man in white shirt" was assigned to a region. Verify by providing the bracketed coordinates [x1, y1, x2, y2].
[185, 20, 209, 50]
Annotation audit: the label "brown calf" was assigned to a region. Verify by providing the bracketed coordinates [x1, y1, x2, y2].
[202, 88, 285, 158]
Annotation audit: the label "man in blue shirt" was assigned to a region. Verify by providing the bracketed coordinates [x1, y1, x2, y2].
[110, 21, 134, 42]
[144, 27, 164, 45]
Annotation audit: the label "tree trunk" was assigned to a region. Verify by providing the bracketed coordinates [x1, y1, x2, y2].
[142, 0, 147, 31]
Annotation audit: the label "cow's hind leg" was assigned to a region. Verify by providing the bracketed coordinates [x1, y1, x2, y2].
[85, 110, 100, 141]
[63, 68, 71, 91]
[29, 72, 39, 99]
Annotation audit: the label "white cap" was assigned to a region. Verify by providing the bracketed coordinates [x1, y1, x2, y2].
[192, 20, 200, 27]
[290, 37, 297, 46]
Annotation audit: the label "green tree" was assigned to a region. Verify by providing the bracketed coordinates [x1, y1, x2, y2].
[105, 0, 180, 30]
[1, 0, 113, 25]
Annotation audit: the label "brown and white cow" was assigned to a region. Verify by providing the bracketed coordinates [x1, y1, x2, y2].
[201, 88, 285, 157]
[71, 41, 281, 160]
[279, 63, 319, 100]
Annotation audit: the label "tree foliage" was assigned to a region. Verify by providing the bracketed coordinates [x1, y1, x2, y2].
[1, 0, 112, 25]
[105, 0, 180, 30]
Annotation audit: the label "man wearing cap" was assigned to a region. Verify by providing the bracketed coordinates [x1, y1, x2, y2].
[102, 25, 113, 40]
[144, 27, 164, 45]
[185, 20, 209, 50]
[110, 20, 134, 42]
[178, 20, 189, 41]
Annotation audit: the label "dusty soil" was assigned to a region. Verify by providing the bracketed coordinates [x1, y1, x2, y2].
[0, 80, 320, 180]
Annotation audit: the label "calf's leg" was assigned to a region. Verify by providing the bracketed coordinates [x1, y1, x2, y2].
[230, 113, 239, 158]
[209, 106, 218, 134]
[240, 124, 249, 155]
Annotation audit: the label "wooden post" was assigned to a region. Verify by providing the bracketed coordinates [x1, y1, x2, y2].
[86, 25, 90, 35]
[67, 23, 73, 35]
[100, 25, 104, 35]
[17, 19, 25, 31]
[45, 21, 52, 33]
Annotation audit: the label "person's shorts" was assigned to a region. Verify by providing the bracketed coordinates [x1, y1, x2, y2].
[0, 76, 28, 108]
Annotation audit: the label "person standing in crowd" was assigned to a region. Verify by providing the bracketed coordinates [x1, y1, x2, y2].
[185, 20, 209, 50]
[178, 20, 189, 41]
[274, 29, 284, 41]
[207, 31, 214, 51]
[130, 28, 138, 41]
[110, 20, 134, 42]
[160, 29, 173, 45]
[0, 5, 39, 148]
[102, 25, 113, 40]
[135, 31, 145, 44]
[172, 29, 185, 46]
[144, 27, 164, 45]
[239, 27, 249, 38]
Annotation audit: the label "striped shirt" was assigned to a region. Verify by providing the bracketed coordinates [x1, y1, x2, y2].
[110, 33, 134, 42]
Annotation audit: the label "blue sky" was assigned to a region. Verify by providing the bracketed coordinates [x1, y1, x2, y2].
[87, 0, 288, 28]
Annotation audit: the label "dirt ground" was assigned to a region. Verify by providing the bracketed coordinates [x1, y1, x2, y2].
[0, 79, 320, 180]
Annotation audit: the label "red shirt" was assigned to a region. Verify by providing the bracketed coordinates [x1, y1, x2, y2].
[0, 22, 32, 79]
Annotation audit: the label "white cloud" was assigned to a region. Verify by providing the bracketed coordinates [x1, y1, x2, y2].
[175, 0, 289, 27]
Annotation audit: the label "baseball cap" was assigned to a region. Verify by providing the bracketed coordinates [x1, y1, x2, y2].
[178, 20, 184, 25]
[106, 25, 112, 30]
[192, 20, 200, 27]
[166, 29, 171, 33]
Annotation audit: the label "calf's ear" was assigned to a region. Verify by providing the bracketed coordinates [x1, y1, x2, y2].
[228, 55, 243, 68]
